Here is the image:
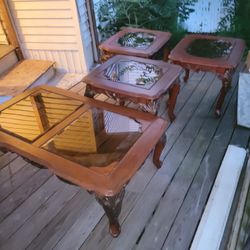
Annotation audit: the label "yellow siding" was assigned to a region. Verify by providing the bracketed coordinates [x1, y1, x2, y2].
[6, 0, 93, 73]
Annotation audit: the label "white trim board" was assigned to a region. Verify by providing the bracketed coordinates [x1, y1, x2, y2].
[191, 145, 247, 250]
[237, 73, 250, 128]
[227, 157, 250, 250]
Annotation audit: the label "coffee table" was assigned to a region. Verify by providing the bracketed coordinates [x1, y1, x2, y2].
[84, 55, 182, 121]
[0, 85, 167, 237]
[99, 27, 171, 62]
[169, 34, 245, 117]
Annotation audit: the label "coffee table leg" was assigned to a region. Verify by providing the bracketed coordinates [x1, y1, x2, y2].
[215, 72, 231, 117]
[100, 50, 114, 63]
[84, 84, 95, 98]
[167, 82, 180, 122]
[0, 147, 8, 153]
[163, 47, 170, 62]
[95, 187, 125, 237]
[153, 134, 167, 168]
[184, 68, 190, 82]
[119, 99, 125, 106]
[139, 100, 160, 115]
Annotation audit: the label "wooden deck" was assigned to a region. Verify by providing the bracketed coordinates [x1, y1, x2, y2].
[0, 65, 249, 250]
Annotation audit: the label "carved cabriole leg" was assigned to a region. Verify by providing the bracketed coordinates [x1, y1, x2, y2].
[103, 91, 125, 106]
[0, 147, 8, 154]
[84, 84, 95, 98]
[100, 50, 114, 63]
[167, 82, 180, 122]
[183, 68, 190, 82]
[95, 187, 125, 237]
[138, 99, 160, 115]
[119, 99, 125, 106]
[215, 70, 232, 117]
[153, 134, 167, 168]
[163, 47, 170, 62]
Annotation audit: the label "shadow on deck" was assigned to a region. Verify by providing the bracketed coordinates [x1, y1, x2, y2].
[0, 64, 249, 250]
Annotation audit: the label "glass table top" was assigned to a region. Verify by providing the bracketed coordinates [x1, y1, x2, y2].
[186, 39, 233, 58]
[118, 32, 155, 49]
[42, 107, 142, 167]
[103, 60, 163, 89]
[0, 91, 83, 141]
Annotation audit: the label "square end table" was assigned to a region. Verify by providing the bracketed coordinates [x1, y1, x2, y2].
[169, 34, 245, 116]
[84, 55, 182, 121]
[0, 85, 167, 237]
[99, 27, 171, 62]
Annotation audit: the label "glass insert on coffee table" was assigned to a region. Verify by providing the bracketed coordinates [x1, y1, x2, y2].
[83, 55, 181, 121]
[99, 27, 171, 62]
[0, 85, 167, 237]
[84, 55, 182, 121]
[169, 34, 245, 117]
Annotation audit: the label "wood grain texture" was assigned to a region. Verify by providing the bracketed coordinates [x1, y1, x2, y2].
[7, 0, 90, 73]
[0, 60, 54, 96]
[0, 66, 249, 249]
[162, 92, 244, 250]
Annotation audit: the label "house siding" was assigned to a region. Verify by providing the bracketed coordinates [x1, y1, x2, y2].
[0, 25, 8, 44]
[182, 0, 232, 33]
[76, 0, 94, 70]
[6, 0, 94, 73]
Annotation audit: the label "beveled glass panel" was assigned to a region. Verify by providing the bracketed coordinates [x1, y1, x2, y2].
[186, 39, 233, 58]
[0, 91, 83, 141]
[104, 60, 162, 89]
[118, 32, 155, 49]
[42, 108, 142, 167]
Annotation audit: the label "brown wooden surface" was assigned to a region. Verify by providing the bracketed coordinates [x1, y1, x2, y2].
[0, 85, 167, 196]
[169, 34, 245, 71]
[169, 34, 245, 116]
[0, 65, 249, 248]
[0, 45, 15, 59]
[99, 27, 171, 58]
[84, 55, 182, 101]
[0, 0, 23, 60]
[0, 60, 55, 96]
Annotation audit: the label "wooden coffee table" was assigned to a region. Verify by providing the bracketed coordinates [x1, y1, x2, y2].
[169, 34, 245, 117]
[0, 85, 167, 237]
[99, 27, 171, 62]
[84, 55, 182, 121]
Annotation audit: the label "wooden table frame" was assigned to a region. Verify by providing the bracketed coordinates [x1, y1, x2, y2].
[0, 85, 167, 237]
[84, 55, 182, 121]
[99, 27, 171, 62]
[169, 34, 245, 117]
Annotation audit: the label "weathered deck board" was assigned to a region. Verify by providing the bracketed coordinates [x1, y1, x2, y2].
[52, 195, 103, 250]
[0, 67, 249, 249]
[136, 64, 246, 250]
[105, 73, 220, 250]
[0, 169, 52, 222]
[0, 152, 18, 169]
[26, 190, 91, 250]
[79, 192, 139, 250]
[0, 175, 63, 244]
[1, 181, 79, 250]
[0, 156, 27, 185]
[162, 89, 249, 249]
[79, 72, 205, 248]
[0, 163, 39, 202]
[137, 82, 223, 249]
[162, 72, 216, 157]
[80, 160, 156, 250]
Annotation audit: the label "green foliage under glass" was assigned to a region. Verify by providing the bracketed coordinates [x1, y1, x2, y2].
[186, 39, 232, 58]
